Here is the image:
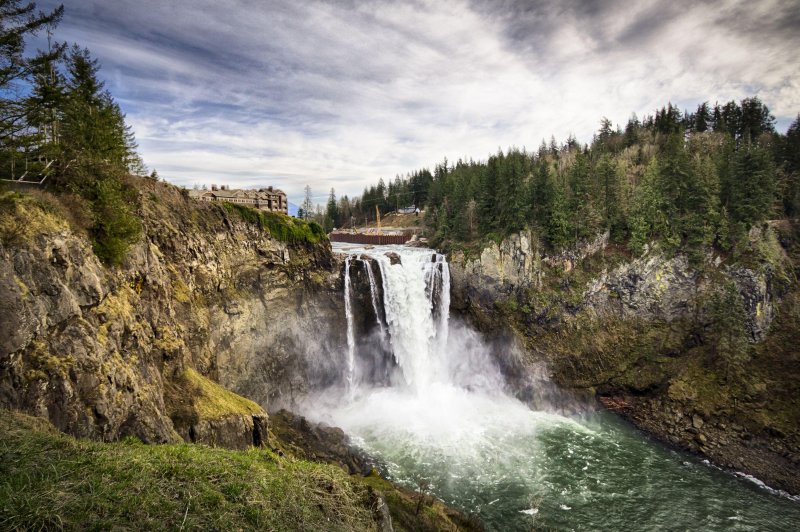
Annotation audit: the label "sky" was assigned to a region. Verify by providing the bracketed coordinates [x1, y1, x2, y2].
[35, 0, 800, 204]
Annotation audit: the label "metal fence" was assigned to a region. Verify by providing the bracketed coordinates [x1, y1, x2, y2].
[329, 232, 409, 245]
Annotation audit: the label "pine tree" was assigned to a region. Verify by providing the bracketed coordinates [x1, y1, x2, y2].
[694, 102, 711, 132]
[658, 132, 694, 247]
[624, 113, 640, 147]
[568, 151, 600, 241]
[706, 282, 749, 383]
[540, 162, 571, 249]
[0, 1, 64, 176]
[685, 152, 721, 253]
[596, 154, 626, 240]
[727, 140, 776, 227]
[324, 187, 338, 232]
[302, 185, 313, 220]
[495, 149, 529, 234]
[60, 45, 137, 172]
[781, 114, 800, 216]
[738, 97, 775, 141]
[629, 158, 666, 254]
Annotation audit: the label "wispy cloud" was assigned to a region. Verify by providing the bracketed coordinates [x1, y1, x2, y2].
[37, 0, 800, 203]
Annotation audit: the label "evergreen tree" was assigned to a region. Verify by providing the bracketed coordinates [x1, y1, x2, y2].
[781, 114, 800, 216]
[727, 140, 776, 227]
[0, 1, 64, 175]
[706, 282, 749, 383]
[60, 45, 137, 173]
[629, 158, 665, 254]
[596, 154, 626, 239]
[302, 185, 313, 220]
[495, 149, 529, 234]
[738, 97, 775, 141]
[685, 152, 721, 253]
[624, 113, 640, 147]
[528, 157, 550, 228]
[568, 151, 600, 241]
[539, 161, 571, 249]
[324, 187, 338, 232]
[694, 102, 711, 132]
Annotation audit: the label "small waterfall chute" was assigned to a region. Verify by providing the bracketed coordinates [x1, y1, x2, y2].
[343, 255, 356, 396]
[361, 258, 387, 344]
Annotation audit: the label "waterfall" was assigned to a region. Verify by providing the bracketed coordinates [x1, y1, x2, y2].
[343, 255, 356, 395]
[361, 259, 386, 344]
[342, 247, 451, 391]
[321, 243, 800, 532]
[435, 253, 450, 353]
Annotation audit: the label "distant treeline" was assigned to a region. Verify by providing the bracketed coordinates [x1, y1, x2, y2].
[329, 97, 799, 258]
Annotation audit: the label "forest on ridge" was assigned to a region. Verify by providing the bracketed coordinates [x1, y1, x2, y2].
[325, 98, 800, 262]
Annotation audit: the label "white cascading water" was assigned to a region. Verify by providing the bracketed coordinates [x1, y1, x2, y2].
[313, 244, 800, 531]
[343, 255, 356, 395]
[378, 250, 449, 389]
[434, 254, 450, 353]
[361, 259, 386, 344]
[342, 249, 450, 390]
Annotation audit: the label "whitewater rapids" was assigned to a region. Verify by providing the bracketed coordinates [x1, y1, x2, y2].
[304, 244, 800, 531]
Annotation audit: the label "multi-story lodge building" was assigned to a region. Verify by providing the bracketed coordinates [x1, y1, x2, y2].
[189, 185, 288, 214]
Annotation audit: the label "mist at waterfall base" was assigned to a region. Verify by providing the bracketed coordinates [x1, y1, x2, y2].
[300, 244, 800, 531]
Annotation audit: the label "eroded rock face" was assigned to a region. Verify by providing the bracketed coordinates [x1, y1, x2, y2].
[0, 180, 345, 446]
[582, 254, 696, 321]
[727, 266, 774, 342]
[183, 414, 269, 450]
[449, 230, 540, 312]
[448, 228, 796, 494]
[449, 231, 776, 342]
[269, 409, 374, 475]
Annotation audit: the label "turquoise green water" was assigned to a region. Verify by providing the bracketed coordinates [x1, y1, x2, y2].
[327, 244, 800, 530]
[333, 389, 800, 531]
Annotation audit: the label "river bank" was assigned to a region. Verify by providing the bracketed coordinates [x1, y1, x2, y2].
[446, 225, 800, 497]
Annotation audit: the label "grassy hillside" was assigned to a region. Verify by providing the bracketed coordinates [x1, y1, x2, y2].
[0, 410, 481, 531]
[0, 409, 379, 530]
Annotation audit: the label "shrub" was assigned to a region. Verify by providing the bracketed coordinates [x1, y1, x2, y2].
[222, 203, 328, 245]
[88, 177, 142, 265]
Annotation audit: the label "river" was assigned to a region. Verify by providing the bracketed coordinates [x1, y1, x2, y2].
[309, 244, 800, 531]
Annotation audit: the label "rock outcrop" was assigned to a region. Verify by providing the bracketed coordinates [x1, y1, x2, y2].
[448, 225, 800, 494]
[0, 179, 347, 445]
[450, 231, 776, 340]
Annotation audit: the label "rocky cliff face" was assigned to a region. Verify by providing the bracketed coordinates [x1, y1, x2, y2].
[450, 229, 775, 340]
[448, 224, 800, 494]
[0, 179, 347, 446]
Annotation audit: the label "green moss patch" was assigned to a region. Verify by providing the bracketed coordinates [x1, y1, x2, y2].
[0, 190, 68, 246]
[222, 202, 327, 245]
[359, 470, 480, 532]
[180, 368, 263, 421]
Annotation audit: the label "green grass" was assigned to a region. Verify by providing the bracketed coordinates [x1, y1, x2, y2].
[0, 410, 378, 531]
[359, 470, 481, 532]
[222, 202, 327, 245]
[180, 368, 263, 420]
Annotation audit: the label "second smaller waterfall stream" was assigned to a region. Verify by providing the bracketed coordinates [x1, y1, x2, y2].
[362, 259, 386, 344]
[343, 256, 356, 396]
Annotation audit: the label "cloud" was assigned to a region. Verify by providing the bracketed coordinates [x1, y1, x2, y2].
[36, 0, 800, 203]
